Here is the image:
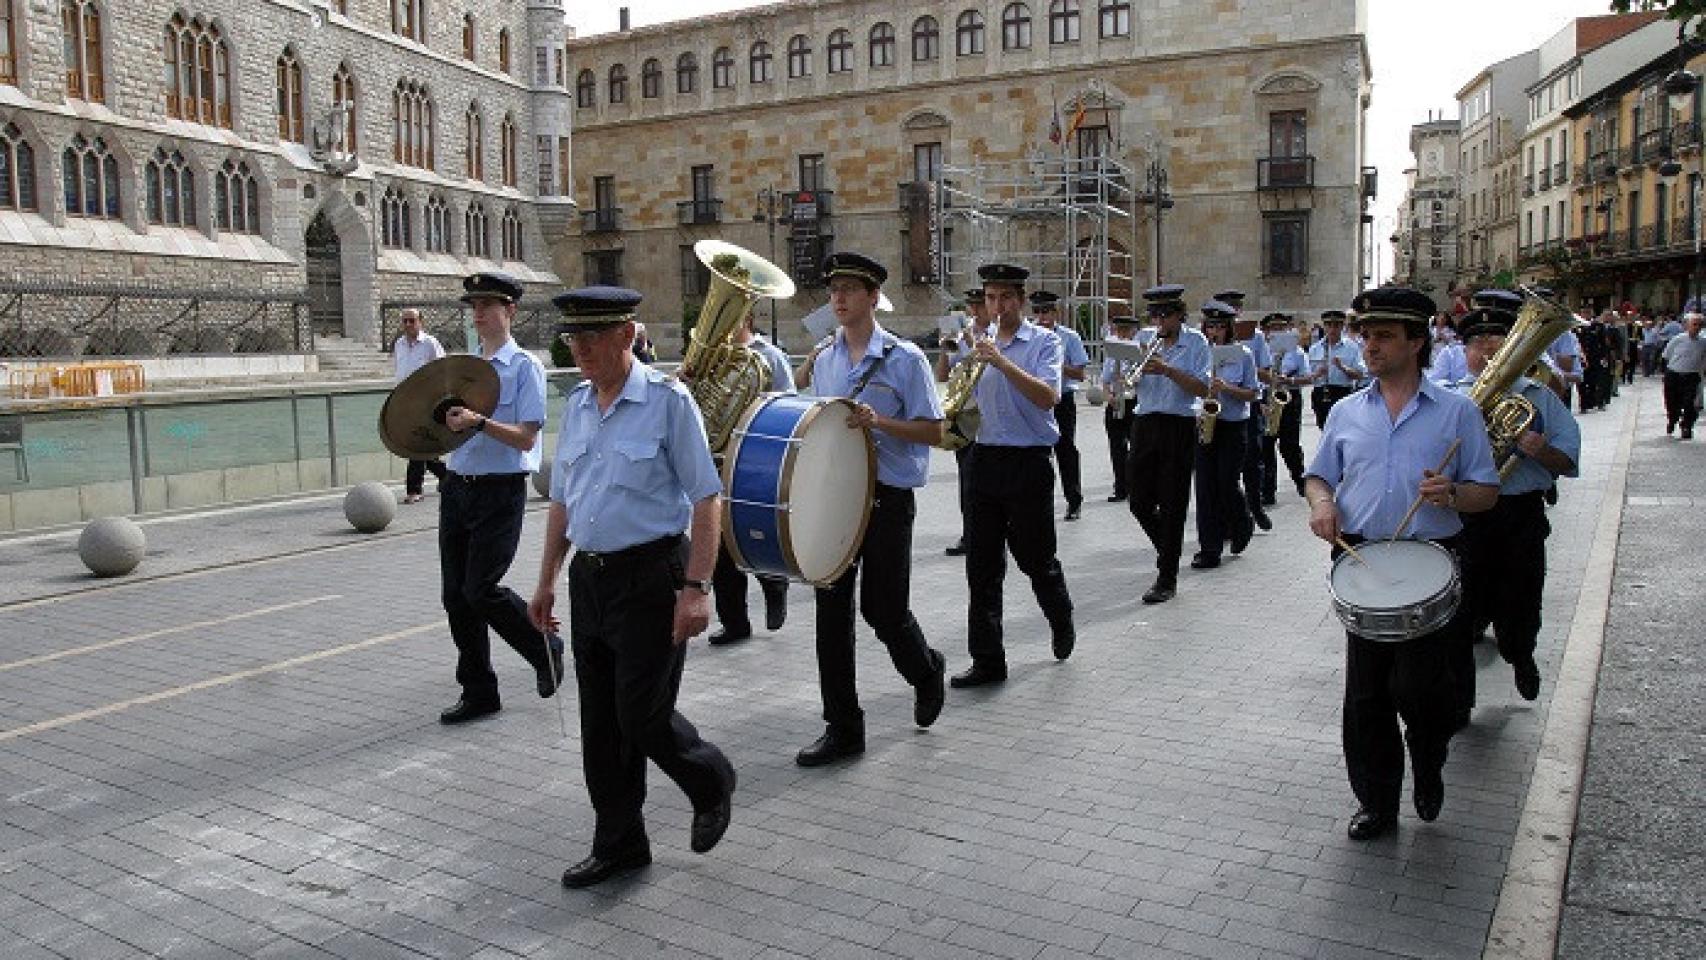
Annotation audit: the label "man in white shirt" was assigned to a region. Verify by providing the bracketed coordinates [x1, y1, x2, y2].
[393, 308, 448, 503]
[1662, 313, 1706, 439]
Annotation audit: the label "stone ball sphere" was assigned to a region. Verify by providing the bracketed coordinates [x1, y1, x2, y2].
[78, 516, 147, 577]
[532, 460, 552, 498]
[344, 481, 398, 533]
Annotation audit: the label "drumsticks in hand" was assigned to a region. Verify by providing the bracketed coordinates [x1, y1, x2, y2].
[1334, 536, 1372, 568]
[1390, 438, 1462, 543]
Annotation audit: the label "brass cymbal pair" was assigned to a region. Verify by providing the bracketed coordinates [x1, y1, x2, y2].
[378, 355, 500, 459]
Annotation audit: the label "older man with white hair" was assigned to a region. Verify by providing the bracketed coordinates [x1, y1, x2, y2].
[1662, 313, 1706, 439]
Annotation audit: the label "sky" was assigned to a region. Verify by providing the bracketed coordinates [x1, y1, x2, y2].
[565, 0, 1664, 280]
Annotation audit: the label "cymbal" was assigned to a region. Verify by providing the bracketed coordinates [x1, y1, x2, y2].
[378, 355, 500, 459]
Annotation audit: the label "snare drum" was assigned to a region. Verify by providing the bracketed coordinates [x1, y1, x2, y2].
[1327, 539, 1461, 642]
[722, 394, 876, 587]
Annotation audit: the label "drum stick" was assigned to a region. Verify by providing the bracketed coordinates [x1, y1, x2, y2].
[1390, 438, 1462, 543]
[1334, 536, 1372, 568]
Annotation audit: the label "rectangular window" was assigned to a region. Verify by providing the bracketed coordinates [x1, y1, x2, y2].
[1, 3, 15, 85]
[536, 136, 553, 195]
[1540, 207, 1549, 242]
[913, 141, 942, 183]
[558, 137, 570, 195]
[535, 48, 549, 85]
[1628, 189, 1640, 245]
[554, 49, 565, 87]
[1269, 110, 1306, 158]
[680, 245, 711, 297]
[593, 175, 615, 211]
[691, 164, 714, 204]
[584, 250, 624, 286]
[798, 153, 824, 192]
[1263, 213, 1308, 276]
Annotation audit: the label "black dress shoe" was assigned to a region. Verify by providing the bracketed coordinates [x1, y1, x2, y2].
[708, 625, 752, 646]
[915, 650, 946, 727]
[1189, 553, 1220, 570]
[1107, 492, 1127, 502]
[764, 599, 787, 632]
[439, 699, 500, 725]
[1251, 510, 1272, 532]
[1229, 527, 1253, 555]
[690, 778, 735, 854]
[1413, 769, 1444, 822]
[949, 662, 1007, 688]
[1051, 621, 1076, 661]
[1347, 807, 1397, 840]
[537, 634, 565, 698]
[1142, 581, 1176, 604]
[796, 728, 866, 766]
[1261, 496, 1277, 507]
[1513, 656, 1541, 701]
[945, 541, 968, 557]
[1064, 504, 1082, 521]
[561, 847, 652, 888]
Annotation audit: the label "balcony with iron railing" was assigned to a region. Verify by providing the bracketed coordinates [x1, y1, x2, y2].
[1552, 161, 1567, 185]
[1538, 168, 1552, 191]
[676, 198, 723, 225]
[1257, 155, 1315, 190]
[1523, 175, 1535, 198]
[582, 207, 622, 233]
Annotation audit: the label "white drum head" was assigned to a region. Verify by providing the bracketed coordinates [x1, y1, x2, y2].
[1329, 539, 1455, 609]
[782, 399, 875, 584]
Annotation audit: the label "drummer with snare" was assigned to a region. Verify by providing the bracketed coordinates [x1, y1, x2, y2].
[794, 252, 948, 767]
[1303, 286, 1499, 842]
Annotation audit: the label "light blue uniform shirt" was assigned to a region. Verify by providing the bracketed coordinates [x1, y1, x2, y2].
[1306, 376, 1499, 541]
[1277, 346, 1311, 382]
[812, 323, 945, 488]
[1208, 345, 1259, 422]
[1309, 339, 1365, 386]
[549, 361, 723, 553]
[1451, 374, 1579, 496]
[1427, 342, 1468, 385]
[1053, 325, 1090, 394]
[446, 338, 547, 475]
[1135, 326, 1212, 418]
[749, 334, 796, 393]
[973, 320, 1063, 447]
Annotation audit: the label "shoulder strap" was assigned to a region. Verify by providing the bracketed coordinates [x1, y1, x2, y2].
[850, 342, 889, 398]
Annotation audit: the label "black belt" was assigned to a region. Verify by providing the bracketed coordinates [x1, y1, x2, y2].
[974, 445, 1052, 455]
[449, 471, 528, 485]
[573, 534, 683, 571]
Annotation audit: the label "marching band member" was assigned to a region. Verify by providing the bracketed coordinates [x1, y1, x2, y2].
[709, 313, 792, 645]
[436, 272, 563, 726]
[1032, 291, 1089, 521]
[1127, 284, 1212, 604]
[1222, 291, 1273, 532]
[1261, 313, 1310, 500]
[1304, 286, 1500, 841]
[1308, 310, 1364, 428]
[1101, 315, 1142, 502]
[531, 286, 736, 888]
[1190, 301, 1258, 570]
[796, 253, 948, 765]
[953, 262, 1076, 688]
[937, 288, 993, 556]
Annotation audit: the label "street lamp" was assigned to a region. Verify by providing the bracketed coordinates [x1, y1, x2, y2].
[1141, 159, 1174, 285]
[753, 187, 783, 341]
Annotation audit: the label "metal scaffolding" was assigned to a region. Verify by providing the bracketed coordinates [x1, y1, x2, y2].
[935, 153, 1141, 341]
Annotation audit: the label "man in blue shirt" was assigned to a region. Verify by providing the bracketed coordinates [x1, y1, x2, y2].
[1033, 291, 1089, 520]
[1307, 311, 1364, 428]
[436, 272, 564, 726]
[794, 253, 949, 766]
[952, 262, 1076, 688]
[1222, 291, 1273, 531]
[1127, 284, 1212, 604]
[1191, 302, 1259, 570]
[1260, 313, 1309, 500]
[1452, 304, 1579, 705]
[530, 286, 737, 888]
[1100, 314, 1142, 502]
[1304, 286, 1500, 842]
[935, 288, 992, 557]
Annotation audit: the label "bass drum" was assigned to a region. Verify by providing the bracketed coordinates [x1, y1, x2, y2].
[721, 394, 875, 587]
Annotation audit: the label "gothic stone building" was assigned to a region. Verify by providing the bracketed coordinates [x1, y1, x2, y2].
[0, 0, 573, 344]
[559, 0, 1370, 351]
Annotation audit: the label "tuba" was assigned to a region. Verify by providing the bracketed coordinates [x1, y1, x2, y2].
[1196, 398, 1221, 445]
[681, 240, 796, 453]
[1467, 286, 1580, 480]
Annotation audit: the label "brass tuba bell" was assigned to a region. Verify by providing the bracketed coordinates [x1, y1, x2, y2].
[1467, 285, 1581, 480]
[681, 239, 797, 453]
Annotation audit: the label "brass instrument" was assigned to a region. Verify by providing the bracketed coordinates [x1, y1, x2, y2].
[1467, 285, 1581, 480]
[1196, 398, 1221, 445]
[938, 328, 987, 451]
[1103, 333, 1163, 400]
[1264, 386, 1292, 437]
[682, 240, 796, 453]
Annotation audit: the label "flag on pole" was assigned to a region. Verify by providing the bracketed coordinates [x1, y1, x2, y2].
[1063, 99, 1089, 144]
[1048, 85, 1062, 146]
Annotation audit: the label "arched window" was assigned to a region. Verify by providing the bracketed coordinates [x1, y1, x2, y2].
[911, 17, 939, 62]
[145, 146, 195, 226]
[62, 0, 105, 102]
[641, 58, 661, 98]
[499, 112, 516, 187]
[275, 48, 304, 143]
[497, 28, 511, 74]
[392, 79, 433, 168]
[463, 102, 483, 179]
[826, 30, 852, 74]
[786, 35, 810, 78]
[461, 14, 475, 60]
[332, 63, 357, 153]
[608, 63, 627, 103]
[390, 0, 424, 43]
[380, 185, 410, 248]
[869, 23, 895, 68]
[575, 69, 596, 107]
[1098, 0, 1130, 38]
[676, 52, 698, 94]
[61, 133, 119, 218]
[465, 201, 489, 258]
[501, 205, 523, 261]
[164, 15, 232, 128]
[423, 194, 449, 253]
[749, 41, 771, 84]
[956, 11, 985, 56]
[0, 123, 35, 210]
[1049, 0, 1080, 44]
[712, 47, 733, 88]
[214, 158, 258, 233]
[1002, 4, 1032, 50]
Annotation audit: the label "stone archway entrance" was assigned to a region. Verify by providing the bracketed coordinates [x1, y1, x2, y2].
[305, 211, 343, 337]
[303, 191, 378, 341]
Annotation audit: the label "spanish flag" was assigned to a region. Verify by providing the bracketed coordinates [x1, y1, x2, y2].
[1063, 100, 1089, 144]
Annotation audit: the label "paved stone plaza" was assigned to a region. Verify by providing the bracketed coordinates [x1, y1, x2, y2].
[0, 383, 1685, 960]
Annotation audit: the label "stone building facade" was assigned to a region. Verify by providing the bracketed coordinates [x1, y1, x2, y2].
[0, 0, 572, 345]
[1452, 50, 1536, 294]
[1394, 117, 1459, 297]
[558, 0, 1370, 352]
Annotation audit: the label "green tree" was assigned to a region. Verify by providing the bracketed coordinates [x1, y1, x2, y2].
[1611, 0, 1706, 36]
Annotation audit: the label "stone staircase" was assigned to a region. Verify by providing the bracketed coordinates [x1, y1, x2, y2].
[312, 334, 394, 381]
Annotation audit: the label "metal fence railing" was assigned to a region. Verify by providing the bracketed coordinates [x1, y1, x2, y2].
[0, 282, 310, 359]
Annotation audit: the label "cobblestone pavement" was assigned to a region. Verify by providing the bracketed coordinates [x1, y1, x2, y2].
[0, 384, 1642, 960]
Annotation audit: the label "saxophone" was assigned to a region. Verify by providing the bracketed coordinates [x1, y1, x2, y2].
[1467, 286, 1580, 480]
[1265, 386, 1292, 436]
[1196, 398, 1221, 445]
[680, 240, 796, 453]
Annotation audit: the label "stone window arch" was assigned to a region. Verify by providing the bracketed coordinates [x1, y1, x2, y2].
[712, 47, 733, 88]
[641, 58, 661, 98]
[423, 193, 450, 252]
[393, 78, 433, 169]
[956, 10, 984, 57]
[869, 23, 894, 68]
[62, 132, 119, 219]
[575, 68, 595, 107]
[1048, 0, 1080, 45]
[164, 14, 232, 127]
[380, 184, 410, 248]
[0, 121, 36, 210]
[826, 30, 852, 74]
[276, 47, 305, 143]
[390, 0, 425, 43]
[144, 145, 195, 226]
[786, 35, 810, 78]
[749, 41, 771, 84]
[499, 112, 516, 186]
[62, 0, 105, 102]
[214, 157, 258, 233]
[912, 17, 939, 62]
[332, 62, 357, 153]
[676, 52, 698, 94]
[465, 200, 489, 257]
[501, 205, 523, 261]
[608, 63, 627, 103]
[1002, 3, 1031, 50]
[463, 101, 483, 179]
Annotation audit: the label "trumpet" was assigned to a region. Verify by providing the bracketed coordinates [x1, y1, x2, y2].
[1264, 386, 1292, 437]
[938, 327, 988, 451]
[1197, 398, 1221, 445]
[1103, 333, 1163, 400]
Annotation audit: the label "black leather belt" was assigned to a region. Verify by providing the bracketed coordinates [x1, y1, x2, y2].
[574, 534, 683, 571]
[449, 471, 527, 485]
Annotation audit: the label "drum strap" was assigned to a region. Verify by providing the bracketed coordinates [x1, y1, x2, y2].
[850, 349, 888, 399]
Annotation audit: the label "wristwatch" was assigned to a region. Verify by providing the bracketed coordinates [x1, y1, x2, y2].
[472, 415, 487, 433]
[681, 578, 710, 595]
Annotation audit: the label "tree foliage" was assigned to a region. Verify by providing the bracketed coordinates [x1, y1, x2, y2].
[1611, 0, 1706, 37]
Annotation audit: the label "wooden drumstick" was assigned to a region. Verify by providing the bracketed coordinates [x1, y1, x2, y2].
[1334, 536, 1372, 568]
[1390, 438, 1462, 543]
